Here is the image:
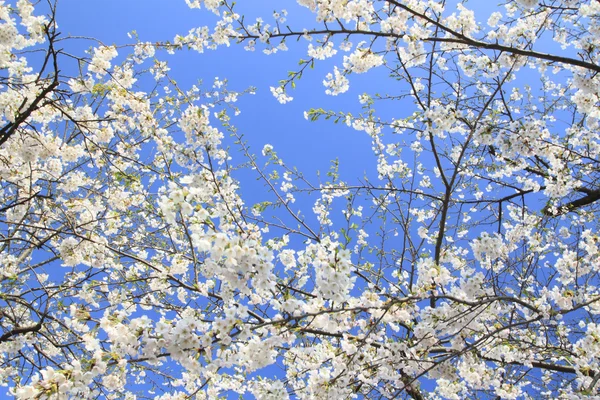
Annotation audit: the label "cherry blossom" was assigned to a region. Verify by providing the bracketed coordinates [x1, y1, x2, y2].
[1, 0, 600, 398]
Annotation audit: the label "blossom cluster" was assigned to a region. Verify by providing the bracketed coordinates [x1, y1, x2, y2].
[2, 0, 600, 399]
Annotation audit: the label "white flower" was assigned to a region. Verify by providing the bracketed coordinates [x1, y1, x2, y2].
[323, 67, 349, 95]
[89, 45, 118, 77]
[343, 44, 384, 73]
[262, 144, 273, 156]
[270, 86, 293, 103]
[516, 0, 537, 8]
[307, 42, 337, 60]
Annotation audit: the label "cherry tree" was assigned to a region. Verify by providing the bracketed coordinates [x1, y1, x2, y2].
[1, 0, 600, 398]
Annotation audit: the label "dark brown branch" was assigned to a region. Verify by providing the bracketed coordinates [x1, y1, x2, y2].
[235, 22, 600, 74]
[0, 192, 52, 213]
[388, 0, 600, 73]
[0, 322, 43, 343]
[543, 188, 600, 216]
[429, 347, 594, 377]
[0, 28, 60, 147]
[424, 37, 600, 73]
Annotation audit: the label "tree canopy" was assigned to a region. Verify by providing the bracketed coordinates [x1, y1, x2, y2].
[1, 0, 600, 398]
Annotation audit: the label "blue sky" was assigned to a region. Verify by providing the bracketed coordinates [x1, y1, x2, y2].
[57, 0, 382, 201]
[51, 1, 417, 275]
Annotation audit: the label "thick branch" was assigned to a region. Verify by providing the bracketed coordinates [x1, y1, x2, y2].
[0, 322, 43, 343]
[388, 0, 600, 73]
[543, 189, 600, 216]
[0, 29, 60, 147]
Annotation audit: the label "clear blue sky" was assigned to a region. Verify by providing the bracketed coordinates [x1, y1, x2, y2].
[57, 0, 385, 209]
